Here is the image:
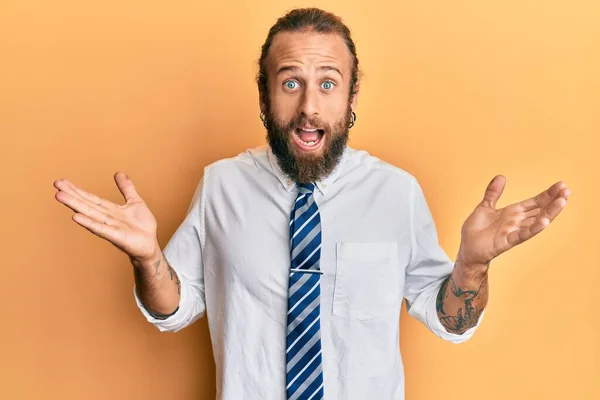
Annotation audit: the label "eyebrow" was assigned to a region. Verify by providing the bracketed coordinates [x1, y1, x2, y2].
[276, 65, 343, 78]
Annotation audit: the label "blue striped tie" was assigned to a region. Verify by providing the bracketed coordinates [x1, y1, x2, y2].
[286, 182, 325, 400]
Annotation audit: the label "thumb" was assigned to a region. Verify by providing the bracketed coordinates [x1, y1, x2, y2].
[114, 172, 141, 203]
[481, 175, 506, 209]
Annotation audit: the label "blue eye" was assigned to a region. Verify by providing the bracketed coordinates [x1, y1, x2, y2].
[321, 81, 334, 90]
[285, 81, 298, 90]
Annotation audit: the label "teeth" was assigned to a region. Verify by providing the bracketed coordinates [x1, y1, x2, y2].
[295, 128, 322, 148]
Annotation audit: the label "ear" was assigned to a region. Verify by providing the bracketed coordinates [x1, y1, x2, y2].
[258, 89, 266, 114]
[350, 80, 360, 111]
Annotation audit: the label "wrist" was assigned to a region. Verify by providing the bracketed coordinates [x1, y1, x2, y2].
[130, 242, 162, 271]
[453, 258, 489, 285]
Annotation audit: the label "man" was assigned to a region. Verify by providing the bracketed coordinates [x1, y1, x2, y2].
[53, 8, 570, 400]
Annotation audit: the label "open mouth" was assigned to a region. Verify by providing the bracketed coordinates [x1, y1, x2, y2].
[293, 127, 325, 152]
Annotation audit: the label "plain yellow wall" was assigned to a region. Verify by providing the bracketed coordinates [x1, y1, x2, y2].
[1, 0, 598, 399]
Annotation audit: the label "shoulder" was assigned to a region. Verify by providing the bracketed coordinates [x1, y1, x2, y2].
[341, 146, 418, 188]
[201, 145, 269, 182]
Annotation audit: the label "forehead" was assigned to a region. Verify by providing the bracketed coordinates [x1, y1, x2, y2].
[266, 30, 351, 75]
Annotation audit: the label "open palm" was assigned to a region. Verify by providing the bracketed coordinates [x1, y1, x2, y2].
[54, 172, 159, 261]
[457, 175, 571, 266]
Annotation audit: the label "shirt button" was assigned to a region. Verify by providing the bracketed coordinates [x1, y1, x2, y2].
[322, 184, 327, 188]
[287, 180, 292, 185]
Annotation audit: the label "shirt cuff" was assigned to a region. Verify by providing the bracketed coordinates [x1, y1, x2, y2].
[424, 286, 485, 343]
[133, 285, 185, 332]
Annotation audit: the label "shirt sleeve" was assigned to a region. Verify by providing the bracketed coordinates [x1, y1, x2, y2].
[403, 178, 484, 343]
[133, 176, 207, 333]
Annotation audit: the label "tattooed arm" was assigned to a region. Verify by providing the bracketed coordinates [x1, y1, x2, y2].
[436, 260, 489, 335]
[131, 248, 182, 320]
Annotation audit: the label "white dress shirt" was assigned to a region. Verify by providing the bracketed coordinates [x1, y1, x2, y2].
[133, 144, 483, 400]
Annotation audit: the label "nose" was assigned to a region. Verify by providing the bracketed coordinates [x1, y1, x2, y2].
[297, 85, 320, 118]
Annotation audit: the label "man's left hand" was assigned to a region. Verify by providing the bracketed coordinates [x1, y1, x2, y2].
[457, 175, 571, 267]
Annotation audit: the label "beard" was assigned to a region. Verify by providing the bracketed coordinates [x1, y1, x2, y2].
[265, 103, 351, 184]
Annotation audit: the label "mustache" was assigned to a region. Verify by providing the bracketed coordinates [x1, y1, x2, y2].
[282, 115, 330, 132]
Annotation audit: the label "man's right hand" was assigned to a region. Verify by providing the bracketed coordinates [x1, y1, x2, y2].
[53, 172, 160, 264]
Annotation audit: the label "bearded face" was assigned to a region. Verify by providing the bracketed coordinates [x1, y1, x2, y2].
[265, 102, 351, 184]
[261, 31, 358, 184]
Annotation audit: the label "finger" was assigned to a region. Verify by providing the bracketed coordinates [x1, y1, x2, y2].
[523, 208, 541, 220]
[519, 215, 537, 229]
[517, 216, 545, 235]
[114, 172, 141, 203]
[508, 187, 569, 247]
[54, 179, 109, 213]
[522, 190, 569, 227]
[542, 195, 569, 222]
[56, 191, 113, 224]
[54, 179, 87, 202]
[519, 181, 567, 212]
[481, 175, 506, 209]
[507, 218, 549, 247]
[72, 212, 123, 242]
[66, 180, 116, 209]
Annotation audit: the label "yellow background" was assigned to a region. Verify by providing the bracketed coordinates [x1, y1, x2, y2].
[1, 0, 598, 399]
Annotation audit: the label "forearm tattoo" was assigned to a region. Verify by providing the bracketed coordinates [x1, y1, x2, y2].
[151, 259, 181, 295]
[132, 258, 181, 295]
[152, 259, 161, 276]
[436, 272, 488, 334]
[167, 263, 182, 295]
[132, 258, 181, 319]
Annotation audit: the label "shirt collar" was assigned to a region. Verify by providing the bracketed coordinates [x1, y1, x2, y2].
[267, 145, 349, 196]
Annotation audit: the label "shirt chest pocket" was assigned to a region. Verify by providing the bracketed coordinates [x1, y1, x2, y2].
[332, 242, 403, 321]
